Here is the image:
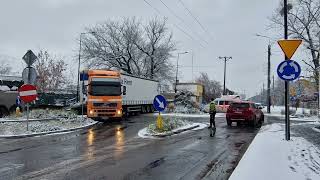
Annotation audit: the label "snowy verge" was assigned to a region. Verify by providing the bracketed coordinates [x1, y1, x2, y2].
[0, 121, 98, 138]
[0, 116, 97, 138]
[157, 113, 225, 118]
[138, 122, 206, 138]
[229, 123, 320, 180]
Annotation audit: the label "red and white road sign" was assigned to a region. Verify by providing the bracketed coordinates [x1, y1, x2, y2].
[18, 84, 37, 103]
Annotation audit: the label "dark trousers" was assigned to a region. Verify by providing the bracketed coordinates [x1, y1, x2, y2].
[210, 112, 216, 127]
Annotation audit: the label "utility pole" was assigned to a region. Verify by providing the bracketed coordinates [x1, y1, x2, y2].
[218, 56, 232, 95]
[284, 0, 290, 140]
[273, 75, 275, 107]
[175, 52, 188, 94]
[267, 44, 271, 113]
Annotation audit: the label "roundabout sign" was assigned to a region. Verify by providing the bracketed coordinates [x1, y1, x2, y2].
[277, 60, 301, 81]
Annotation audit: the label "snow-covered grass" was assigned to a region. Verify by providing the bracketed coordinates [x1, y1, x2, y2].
[229, 123, 320, 180]
[159, 112, 225, 118]
[265, 106, 312, 116]
[0, 109, 95, 136]
[147, 116, 188, 134]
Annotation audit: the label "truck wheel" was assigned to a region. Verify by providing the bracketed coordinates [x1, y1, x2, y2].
[146, 106, 150, 113]
[0, 107, 9, 118]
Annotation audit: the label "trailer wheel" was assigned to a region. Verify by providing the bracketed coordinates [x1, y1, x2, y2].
[146, 106, 150, 113]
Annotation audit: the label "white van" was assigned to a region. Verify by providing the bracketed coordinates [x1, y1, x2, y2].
[214, 95, 241, 113]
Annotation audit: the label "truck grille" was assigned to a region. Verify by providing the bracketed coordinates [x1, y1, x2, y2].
[93, 102, 117, 108]
[95, 109, 116, 113]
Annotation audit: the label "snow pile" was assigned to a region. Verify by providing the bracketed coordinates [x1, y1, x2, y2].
[229, 123, 320, 180]
[147, 116, 188, 134]
[138, 116, 206, 138]
[0, 109, 95, 136]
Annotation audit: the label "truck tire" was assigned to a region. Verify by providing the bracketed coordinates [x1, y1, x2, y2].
[0, 107, 9, 118]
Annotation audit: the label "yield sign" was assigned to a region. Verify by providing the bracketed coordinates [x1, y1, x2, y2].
[278, 39, 302, 59]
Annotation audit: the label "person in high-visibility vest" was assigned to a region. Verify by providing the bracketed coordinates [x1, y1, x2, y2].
[209, 98, 216, 129]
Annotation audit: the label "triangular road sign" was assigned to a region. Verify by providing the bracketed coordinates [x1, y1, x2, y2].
[278, 39, 302, 59]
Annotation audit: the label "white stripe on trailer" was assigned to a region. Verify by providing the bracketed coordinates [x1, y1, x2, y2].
[19, 90, 37, 96]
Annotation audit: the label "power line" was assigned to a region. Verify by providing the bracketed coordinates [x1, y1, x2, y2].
[178, 0, 214, 40]
[158, 0, 209, 45]
[142, 0, 206, 48]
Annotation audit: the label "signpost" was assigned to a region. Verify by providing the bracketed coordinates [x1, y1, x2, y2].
[277, 39, 302, 141]
[21, 50, 38, 131]
[153, 95, 167, 130]
[18, 84, 38, 131]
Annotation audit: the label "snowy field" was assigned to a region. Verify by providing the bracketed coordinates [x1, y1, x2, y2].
[229, 123, 320, 180]
[264, 106, 319, 122]
[158, 113, 225, 118]
[0, 109, 96, 136]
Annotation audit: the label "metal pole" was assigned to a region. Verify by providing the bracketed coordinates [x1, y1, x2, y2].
[267, 44, 271, 113]
[273, 75, 275, 107]
[77, 34, 83, 102]
[192, 51, 194, 82]
[223, 58, 227, 95]
[175, 53, 180, 94]
[284, 0, 290, 140]
[27, 103, 29, 131]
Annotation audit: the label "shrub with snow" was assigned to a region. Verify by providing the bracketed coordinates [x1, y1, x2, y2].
[147, 116, 188, 134]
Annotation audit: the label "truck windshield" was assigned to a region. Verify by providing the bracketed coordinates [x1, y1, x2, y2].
[90, 78, 121, 96]
[91, 85, 121, 96]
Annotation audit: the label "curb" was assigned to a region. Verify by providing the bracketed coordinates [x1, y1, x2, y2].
[152, 124, 200, 137]
[0, 118, 58, 123]
[0, 121, 99, 139]
[312, 127, 320, 133]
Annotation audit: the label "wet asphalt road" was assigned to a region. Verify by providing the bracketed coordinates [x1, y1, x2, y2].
[0, 114, 261, 180]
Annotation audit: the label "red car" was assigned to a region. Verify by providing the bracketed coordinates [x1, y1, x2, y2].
[226, 101, 264, 127]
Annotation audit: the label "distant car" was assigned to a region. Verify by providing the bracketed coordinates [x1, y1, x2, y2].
[226, 101, 264, 127]
[255, 103, 264, 109]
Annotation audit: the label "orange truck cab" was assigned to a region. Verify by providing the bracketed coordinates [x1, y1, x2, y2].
[86, 70, 123, 120]
[81, 69, 159, 121]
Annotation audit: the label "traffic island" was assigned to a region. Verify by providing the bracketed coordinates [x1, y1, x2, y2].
[138, 116, 206, 138]
[0, 109, 98, 138]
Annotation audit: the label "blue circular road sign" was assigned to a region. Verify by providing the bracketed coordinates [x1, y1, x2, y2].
[153, 95, 167, 112]
[277, 60, 301, 81]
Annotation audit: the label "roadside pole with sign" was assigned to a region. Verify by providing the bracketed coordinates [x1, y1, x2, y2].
[21, 50, 38, 131]
[153, 95, 167, 130]
[277, 39, 302, 140]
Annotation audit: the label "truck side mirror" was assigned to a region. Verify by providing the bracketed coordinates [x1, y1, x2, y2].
[123, 86, 127, 95]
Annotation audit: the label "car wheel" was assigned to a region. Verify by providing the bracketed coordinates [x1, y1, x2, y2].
[261, 115, 264, 123]
[227, 118, 232, 126]
[251, 116, 257, 128]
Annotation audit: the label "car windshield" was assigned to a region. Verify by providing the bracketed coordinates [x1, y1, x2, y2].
[231, 103, 250, 108]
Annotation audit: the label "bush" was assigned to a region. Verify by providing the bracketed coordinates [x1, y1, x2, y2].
[147, 116, 187, 134]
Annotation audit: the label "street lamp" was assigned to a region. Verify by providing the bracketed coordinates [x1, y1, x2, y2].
[255, 33, 274, 113]
[77, 31, 96, 102]
[174, 51, 188, 94]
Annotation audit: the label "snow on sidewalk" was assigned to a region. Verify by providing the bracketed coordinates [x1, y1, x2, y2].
[229, 123, 320, 180]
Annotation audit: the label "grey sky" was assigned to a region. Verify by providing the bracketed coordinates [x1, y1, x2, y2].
[0, 0, 306, 97]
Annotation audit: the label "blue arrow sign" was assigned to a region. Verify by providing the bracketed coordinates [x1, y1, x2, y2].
[277, 60, 301, 81]
[153, 95, 167, 112]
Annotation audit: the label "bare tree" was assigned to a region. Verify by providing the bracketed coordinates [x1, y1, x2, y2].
[196, 72, 222, 103]
[81, 17, 176, 81]
[270, 0, 320, 84]
[34, 50, 67, 92]
[0, 60, 11, 75]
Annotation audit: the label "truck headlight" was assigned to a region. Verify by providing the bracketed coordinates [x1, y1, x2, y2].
[117, 110, 122, 115]
[89, 110, 94, 115]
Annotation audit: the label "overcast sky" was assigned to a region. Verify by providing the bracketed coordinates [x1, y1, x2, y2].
[0, 0, 307, 97]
